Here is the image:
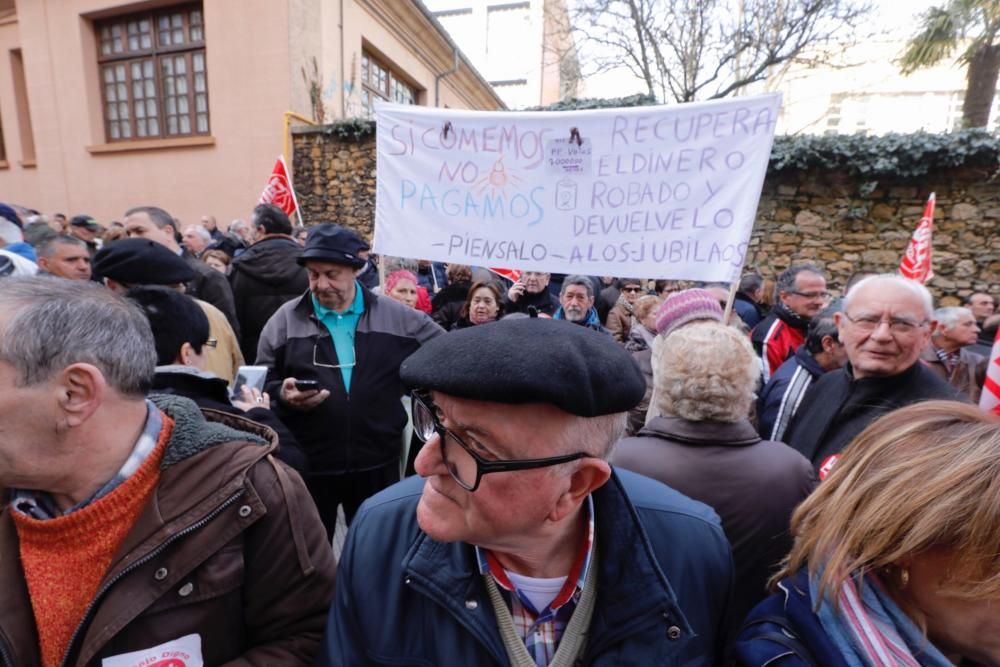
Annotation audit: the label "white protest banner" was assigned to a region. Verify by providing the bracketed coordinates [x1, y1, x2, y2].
[374, 93, 780, 281]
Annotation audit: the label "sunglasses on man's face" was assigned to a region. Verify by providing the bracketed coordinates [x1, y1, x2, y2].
[622, 287, 643, 293]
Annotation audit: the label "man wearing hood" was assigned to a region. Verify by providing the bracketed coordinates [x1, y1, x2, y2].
[229, 204, 309, 362]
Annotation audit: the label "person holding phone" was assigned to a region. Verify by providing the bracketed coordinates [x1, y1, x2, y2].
[503, 270, 560, 316]
[256, 224, 444, 538]
[128, 286, 306, 473]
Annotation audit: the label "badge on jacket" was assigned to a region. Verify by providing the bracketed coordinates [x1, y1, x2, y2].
[101, 633, 203, 667]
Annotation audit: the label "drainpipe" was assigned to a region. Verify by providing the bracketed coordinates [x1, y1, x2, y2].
[339, 0, 346, 116]
[435, 47, 459, 107]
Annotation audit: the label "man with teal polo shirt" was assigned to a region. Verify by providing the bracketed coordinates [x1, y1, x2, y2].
[257, 224, 444, 537]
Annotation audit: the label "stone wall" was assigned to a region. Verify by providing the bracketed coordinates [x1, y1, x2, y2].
[292, 127, 1000, 303]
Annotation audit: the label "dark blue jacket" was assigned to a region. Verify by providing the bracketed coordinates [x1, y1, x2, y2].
[735, 571, 849, 666]
[757, 346, 826, 442]
[318, 469, 734, 666]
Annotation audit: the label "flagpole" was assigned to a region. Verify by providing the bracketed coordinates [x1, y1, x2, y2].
[281, 154, 305, 228]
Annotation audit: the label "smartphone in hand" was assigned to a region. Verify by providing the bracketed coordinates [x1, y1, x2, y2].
[294, 379, 322, 392]
[231, 365, 268, 400]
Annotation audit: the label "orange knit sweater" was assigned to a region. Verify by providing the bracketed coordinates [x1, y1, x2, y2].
[12, 415, 173, 667]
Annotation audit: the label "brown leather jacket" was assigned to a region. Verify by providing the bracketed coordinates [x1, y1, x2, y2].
[0, 395, 336, 667]
[920, 345, 988, 403]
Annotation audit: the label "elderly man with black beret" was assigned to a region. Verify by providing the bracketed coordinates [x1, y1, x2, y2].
[256, 223, 444, 538]
[317, 318, 734, 666]
[92, 238, 244, 382]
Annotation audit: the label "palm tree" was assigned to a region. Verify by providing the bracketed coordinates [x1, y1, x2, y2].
[900, 0, 1000, 128]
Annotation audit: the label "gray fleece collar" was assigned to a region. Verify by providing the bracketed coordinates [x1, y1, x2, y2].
[149, 394, 269, 469]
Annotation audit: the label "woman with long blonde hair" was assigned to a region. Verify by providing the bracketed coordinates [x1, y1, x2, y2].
[736, 400, 1000, 666]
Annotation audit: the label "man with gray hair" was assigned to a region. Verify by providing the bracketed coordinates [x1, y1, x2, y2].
[921, 306, 987, 402]
[751, 264, 830, 381]
[181, 223, 213, 257]
[35, 234, 92, 280]
[757, 306, 847, 442]
[783, 274, 959, 476]
[0, 277, 335, 665]
[553, 274, 609, 333]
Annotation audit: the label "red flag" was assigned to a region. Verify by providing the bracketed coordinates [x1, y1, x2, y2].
[258, 155, 300, 218]
[489, 268, 521, 283]
[899, 192, 935, 283]
[980, 327, 1000, 415]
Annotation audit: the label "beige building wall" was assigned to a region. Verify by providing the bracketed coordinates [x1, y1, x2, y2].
[767, 40, 998, 135]
[425, 0, 578, 109]
[0, 0, 501, 227]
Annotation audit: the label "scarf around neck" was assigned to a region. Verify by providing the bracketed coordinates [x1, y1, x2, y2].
[810, 568, 952, 667]
[776, 300, 811, 331]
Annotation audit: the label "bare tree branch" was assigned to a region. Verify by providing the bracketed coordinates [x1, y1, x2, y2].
[570, 0, 875, 102]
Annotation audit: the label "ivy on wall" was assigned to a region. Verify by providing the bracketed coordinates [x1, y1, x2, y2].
[768, 130, 1000, 179]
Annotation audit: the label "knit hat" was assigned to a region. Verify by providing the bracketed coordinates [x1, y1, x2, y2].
[654, 288, 724, 337]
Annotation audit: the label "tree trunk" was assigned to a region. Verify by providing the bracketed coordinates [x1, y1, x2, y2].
[962, 42, 1000, 128]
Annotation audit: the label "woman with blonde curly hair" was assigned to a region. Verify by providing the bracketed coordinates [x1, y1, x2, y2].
[613, 322, 815, 639]
[737, 400, 1000, 666]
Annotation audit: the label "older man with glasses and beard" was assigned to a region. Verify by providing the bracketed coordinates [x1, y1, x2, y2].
[317, 317, 733, 666]
[783, 274, 962, 476]
[256, 224, 443, 538]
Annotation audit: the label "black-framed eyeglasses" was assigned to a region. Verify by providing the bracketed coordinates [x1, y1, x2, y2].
[203, 338, 218, 349]
[789, 290, 832, 301]
[621, 287, 643, 293]
[411, 391, 592, 492]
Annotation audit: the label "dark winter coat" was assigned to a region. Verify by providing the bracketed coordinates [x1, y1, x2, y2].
[0, 395, 336, 667]
[317, 470, 733, 666]
[150, 366, 307, 473]
[256, 287, 444, 472]
[613, 417, 815, 641]
[228, 235, 309, 362]
[757, 346, 828, 442]
[735, 570, 851, 666]
[734, 293, 766, 330]
[182, 249, 240, 340]
[502, 287, 559, 316]
[784, 361, 961, 470]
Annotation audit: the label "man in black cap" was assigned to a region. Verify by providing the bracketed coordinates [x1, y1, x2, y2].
[316, 318, 733, 666]
[122, 206, 240, 340]
[67, 214, 102, 257]
[256, 223, 444, 536]
[92, 238, 245, 382]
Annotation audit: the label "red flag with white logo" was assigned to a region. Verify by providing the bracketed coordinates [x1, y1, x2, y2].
[979, 328, 1000, 415]
[899, 192, 935, 283]
[258, 155, 300, 220]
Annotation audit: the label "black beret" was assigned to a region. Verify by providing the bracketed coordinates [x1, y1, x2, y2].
[400, 318, 646, 416]
[93, 238, 195, 285]
[298, 223, 367, 268]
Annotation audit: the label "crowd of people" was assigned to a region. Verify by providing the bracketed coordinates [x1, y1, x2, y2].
[0, 199, 998, 666]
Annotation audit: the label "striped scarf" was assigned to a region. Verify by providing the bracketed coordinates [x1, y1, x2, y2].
[810, 569, 952, 667]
